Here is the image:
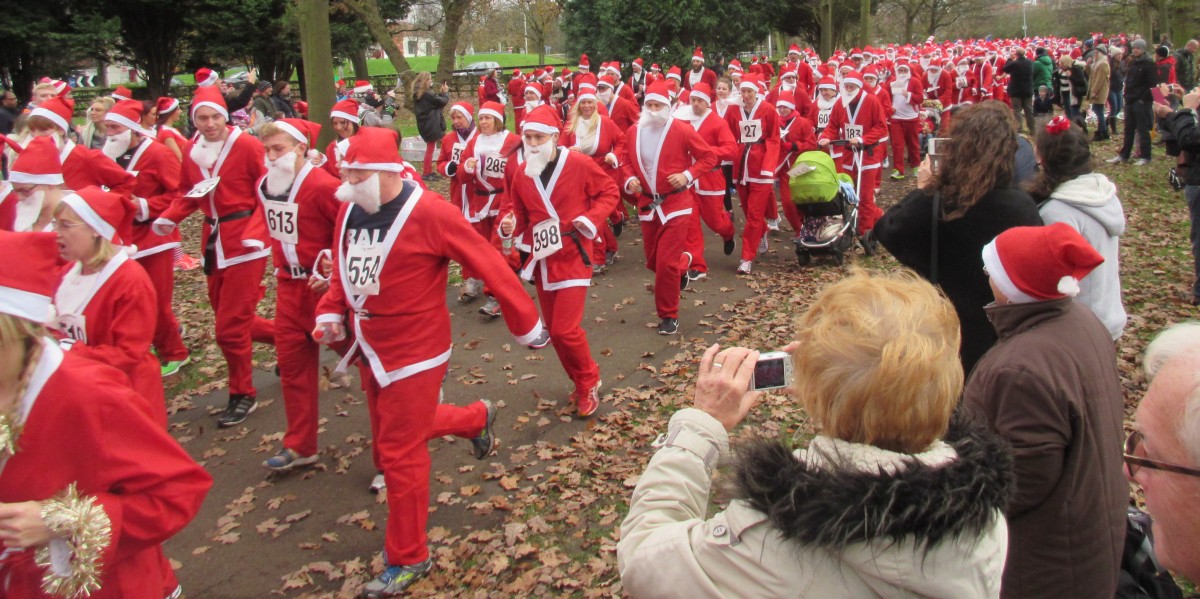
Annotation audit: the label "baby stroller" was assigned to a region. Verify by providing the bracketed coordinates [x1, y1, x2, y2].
[788, 150, 860, 267]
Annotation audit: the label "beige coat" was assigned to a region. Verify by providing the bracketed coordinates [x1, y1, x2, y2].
[618, 408, 1011, 599]
[1088, 57, 1111, 104]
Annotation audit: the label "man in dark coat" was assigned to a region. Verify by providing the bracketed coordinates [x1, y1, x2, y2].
[1154, 87, 1200, 305]
[1110, 38, 1158, 165]
[1003, 48, 1035, 134]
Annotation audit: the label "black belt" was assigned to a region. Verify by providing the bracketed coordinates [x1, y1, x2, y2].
[639, 187, 686, 212]
[203, 208, 256, 275]
[566, 230, 591, 267]
[475, 188, 504, 196]
[284, 265, 312, 278]
[205, 209, 255, 226]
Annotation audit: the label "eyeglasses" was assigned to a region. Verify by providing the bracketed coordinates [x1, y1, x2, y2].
[1123, 430, 1200, 478]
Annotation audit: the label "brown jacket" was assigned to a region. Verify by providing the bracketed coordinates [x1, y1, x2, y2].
[1088, 57, 1112, 105]
[964, 298, 1126, 599]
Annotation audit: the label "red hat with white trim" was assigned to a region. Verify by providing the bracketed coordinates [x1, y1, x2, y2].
[524, 83, 544, 99]
[666, 66, 681, 81]
[522, 104, 561, 135]
[862, 65, 881, 80]
[788, 43, 803, 56]
[841, 71, 865, 88]
[817, 75, 837, 91]
[50, 79, 71, 97]
[104, 100, 152, 136]
[271, 118, 321, 148]
[775, 90, 796, 110]
[738, 73, 760, 92]
[644, 81, 671, 105]
[342, 127, 403, 172]
[156, 96, 180, 116]
[29, 97, 73, 133]
[330, 98, 361, 124]
[190, 85, 228, 119]
[578, 53, 590, 70]
[9, 137, 63, 186]
[0, 230, 60, 323]
[450, 101, 474, 123]
[597, 75, 616, 90]
[195, 68, 219, 87]
[982, 223, 1104, 302]
[112, 86, 133, 101]
[690, 82, 713, 104]
[633, 57, 644, 67]
[692, 47, 705, 63]
[353, 80, 374, 94]
[728, 59, 743, 73]
[478, 101, 505, 123]
[60, 185, 136, 246]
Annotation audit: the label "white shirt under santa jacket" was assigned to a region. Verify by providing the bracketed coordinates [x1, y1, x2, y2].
[620, 119, 718, 223]
[160, 127, 271, 269]
[820, 91, 890, 169]
[315, 181, 544, 386]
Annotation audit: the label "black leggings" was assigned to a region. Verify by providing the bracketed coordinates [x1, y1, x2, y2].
[722, 164, 734, 212]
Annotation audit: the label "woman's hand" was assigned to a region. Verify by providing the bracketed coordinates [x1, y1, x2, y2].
[916, 156, 934, 189]
[0, 502, 56, 548]
[694, 344, 761, 432]
[440, 82, 449, 94]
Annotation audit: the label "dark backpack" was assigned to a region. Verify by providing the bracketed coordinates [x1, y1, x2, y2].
[1115, 507, 1185, 599]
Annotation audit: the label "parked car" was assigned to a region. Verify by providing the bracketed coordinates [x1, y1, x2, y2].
[461, 61, 500, 76]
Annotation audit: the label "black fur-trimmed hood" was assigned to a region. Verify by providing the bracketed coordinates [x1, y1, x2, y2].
[732, 411, 1013, 550]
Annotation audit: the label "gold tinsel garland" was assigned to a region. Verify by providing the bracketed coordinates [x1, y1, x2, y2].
[34, 484, 112, 598]
[0, 410, 21, 457]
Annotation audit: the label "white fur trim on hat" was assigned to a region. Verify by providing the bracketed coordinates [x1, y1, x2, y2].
[739, 80, 758, 92]
[450, 105, 474, 122]
[104, 112, 151, 137]
[981, 240, 1036, 304]
[842, 76, 864, 88]
[191, 101, 229, 120]
[0, 286, 53, 324]
[690, 90, 711, 104]
[644, 92, 669, 105]
[522, 121, 560, 135]
[29, 107, 68, 132]
[777, 98, 795, 109]
[478, 107, 504, 122]
[273, 121, 308, 145]
[60, 193, 117, 242]
[8, 171, 63, 186]
[330, 110, 360, 124]
[576, 92, 597, 102]
[341, 161, 403, 172]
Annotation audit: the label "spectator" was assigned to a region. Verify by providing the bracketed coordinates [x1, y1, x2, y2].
[1126, 326, 1200, 583]
[1033, 47, 1055, 93]
[0, 90, 18, 135]
[1153, 86, 1200, 305]
[1109, 45, 1127, 134]
[1156, 45, 1178, 85]
[618, 270, 1013, 598]
[411, 71, 449, 181]
[1033, 85, 1055, 116]
[78, 96, 114, 150]
[1003, 47, 1036, 133]
[251, 80, 276, 127]
[965, 223, 1126, 599]
[482, 69, 501, 104]
[1027, 116, 1127, 338]
[270, 79, 297, 119]
[1054, 55, 1089, 125]
[1174, 40, 1197, 90]
[874, 101, 1043, 375]
[1109, 38, 1158, 165]
[1087, 46, 1112, 140]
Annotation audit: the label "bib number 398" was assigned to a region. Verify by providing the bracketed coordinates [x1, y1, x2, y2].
[739, 119, 762, 143]
[346, 243, 382, 296]
[264, 201, 299, 245]
[531, 219, 563, 261]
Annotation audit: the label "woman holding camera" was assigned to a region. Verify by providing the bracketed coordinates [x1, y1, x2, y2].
[618, 270, 1013, 598]
[873, 101, 1042, 375]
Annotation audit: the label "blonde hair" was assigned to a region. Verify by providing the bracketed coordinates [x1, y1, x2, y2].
[53, 203, 118, 271]
[792, 269, 963, 453]
[409, 72, 432, 100]
[90, 97, 115, 112]
[566, 99, 597, 135]
[0, 314, 46, 416]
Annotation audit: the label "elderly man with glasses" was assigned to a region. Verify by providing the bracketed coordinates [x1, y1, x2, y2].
[1125, 322, 1200, 582]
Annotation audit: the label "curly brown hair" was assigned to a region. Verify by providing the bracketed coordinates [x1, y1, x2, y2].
[933, 101, 1018, 220]
[1025, 119, 1093, 202]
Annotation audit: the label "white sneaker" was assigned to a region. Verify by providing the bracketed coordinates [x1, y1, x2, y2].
[758, 236, 768, 254]
[736, 260, 752, 274]
[767, 218, 781, 231]
[369, 473, 386, 494]
[458, 278, 482, 303]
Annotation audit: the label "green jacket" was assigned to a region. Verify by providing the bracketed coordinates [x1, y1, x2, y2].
[1033, 55, 1054, 90]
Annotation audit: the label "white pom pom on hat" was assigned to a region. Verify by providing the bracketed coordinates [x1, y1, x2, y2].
[981, 223, 1104, 303]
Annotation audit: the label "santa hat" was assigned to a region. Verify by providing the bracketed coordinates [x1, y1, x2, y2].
[650, 63, 661, 72]
[690, 82, 713, 104]
[644, 81, 671, 105]
[330, 98, 361, 124]
[523, 83, 544, 100]
[450, 101, 474, 123]
[342, 127, 403, 172]
[739, 73, 760, 93]
[104, 100, 152, 136]
[272, 118, 321, 148]
[478, 101, 505, 123]
[353, 80, 374, 94]
[294, 101, 308, 117]
[851, 48, 864, 59]
[633, 57, 644, 68]
[575, 73, 598, 102]
[195, 68, 219, 87]
[692, 47, 705, 63]
[578, 53, 590, 70]
[862, 65, 881, 80]
[112, 86, 133, 102]
[0, 231, 60, 323]
[982, 223, 1104, 303]
[46, 79, 71, 98]
[522, 104, 561, 135]
[666, 66, 682, 82]
[29, 97, 73, 132]
[597, 75, 616, 90]
[727, 59, 743, 73]
[817, 75, 838, 91]
[191, 85, 228, 120]
[788, 43, 803, 56]
[157, 96, 180, 116]
[780, 67, 798, 80]
[8, 136, 63, 186]
[775, 90, 796, 110]
[60, 186, 136, 246]
[512, 68, 521, 76]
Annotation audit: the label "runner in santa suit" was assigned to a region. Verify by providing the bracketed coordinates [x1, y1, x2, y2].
[629, 58, 647, 104]
[767, 67, 816, 123]
[604, 63, 638, 105]
[154, 97, 188, 161]
[620, 82, 718, 335]
[712, 78, 742, 213]
[726, 73, 780, 274]
[813, 76, 839, 138]
[0, 230, 211, 599]
[25, 98, 136, 197]
[99, 100, 190, 377]
[558, 89, 625, 273]
[498, 105, 617, 415]
[322, 98, 362, 178]
[772, 90, 819, 236]
[436, 101, 477, 224]
[683, 47, 718, 91]
[861, 66, 893, 191]
[153, 86, 275, 429]
[818, 70, 889, 245]
[312, 128, 544, 596]
[598, 76, 641, 133]
[923, 60, 954, 108]
[252, 120, 346, 472]
[455, 101, 521, 315]
[786, 44, 817, 91]
[951, 57, 978, 107]
[888, 60, 925, 181]
[0, 136, 67, 233]
[681, 82, 737, 280]
[508, 69, 527, 129]
[969, 51, 994, 103]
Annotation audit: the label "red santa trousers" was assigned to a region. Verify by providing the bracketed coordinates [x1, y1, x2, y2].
[776, 177, 805, 235]
[737, 182, 774, 261]
[639, 215, 690, 319]
[205, 257, 275, 396]
[685, 196, 735, 273]
[845, 166, 883, 234]
[359, 363, 487, 565]
[136, 250, 189, 362]
[890, 119, 921, 170]
[535, 282, 599, 392]
[590, 221, 617, 266]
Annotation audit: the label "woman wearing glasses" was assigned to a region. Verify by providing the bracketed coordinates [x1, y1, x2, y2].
[50, 186, 166, 426]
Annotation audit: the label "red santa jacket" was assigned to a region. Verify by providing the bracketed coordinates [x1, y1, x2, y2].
[315, 183, 544, 386]
[118, 138, 182, 258]
[559, 114, 626, 187]
[615, 81, 637, 105]
[727, 97, 781, 185]
[602, 96, 641, 134]
[690, 109, 739, 197]
[508, 77, 527, 112]
[767, 84, 817, 123]
[0, 340, 211, 599]
[155, 124, 189, 153]
[503, 149, 620, 288]
[61, 140, 137, 197]
[256, 161, 341, 282]
[952, 68, 978, 105]
[776, 114, 819, 175]
[619, 118, 718, 224]
[970, 62, 994, 102]
[437, 127, 477, 212]
[456, 130, 521, 223]
[889, 76, 926, 121]
[52, 252, 166, 426]
[924, 69, 954, 106]
[682, 68, 718, 91]
[820, 90, 890, 170]
[160, 127, 271, 269]
[865, 83, 895, 120]
[322, 135, 353, 179]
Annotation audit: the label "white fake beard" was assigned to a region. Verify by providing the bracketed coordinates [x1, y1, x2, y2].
[264, 152, 298, 196]
[639, 107, 668, 129]
[956, 66, 968, 76]
[897, 73, 911, 83]
[335, 173, 382, 214]
[927, 71, 942, 85]
[101, 129, 133, 160]
[189, 136, 222, 170]
[15, 190, 45, 232]
[840, 89, 859, 106]
[523, 141, 555, 178]
[596, 90, 613, 105]
[782, 81, 796, 91]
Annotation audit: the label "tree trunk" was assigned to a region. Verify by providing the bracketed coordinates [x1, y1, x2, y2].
[437, 0, 473, 84]
[903, 13, 914, 43]
[351, 48, 371, 80]
[860, 0, 872, 47]
[344, 0, 413, 79]
[820, 0, 834, 58]
[97, 60, 109, 87]
[1139, 1, 1153, 42]
[297, 0, 338, 148]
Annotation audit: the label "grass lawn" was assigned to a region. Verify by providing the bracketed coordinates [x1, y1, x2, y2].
[341, 53, 568, 76]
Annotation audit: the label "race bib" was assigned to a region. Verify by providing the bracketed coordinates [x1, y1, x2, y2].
[57, 313, 88, 345]
[483, 154, 508, 178]
[844, 124, 863, 140]
[531, 219, 563, 262]
[739, 119, 763, 143]
[450, 142, 465, 164]
[817, 110, 831, 128]
[264, 200, 299, 245]
[345, 243, 383, 296]
[184, 177, 221, 198]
